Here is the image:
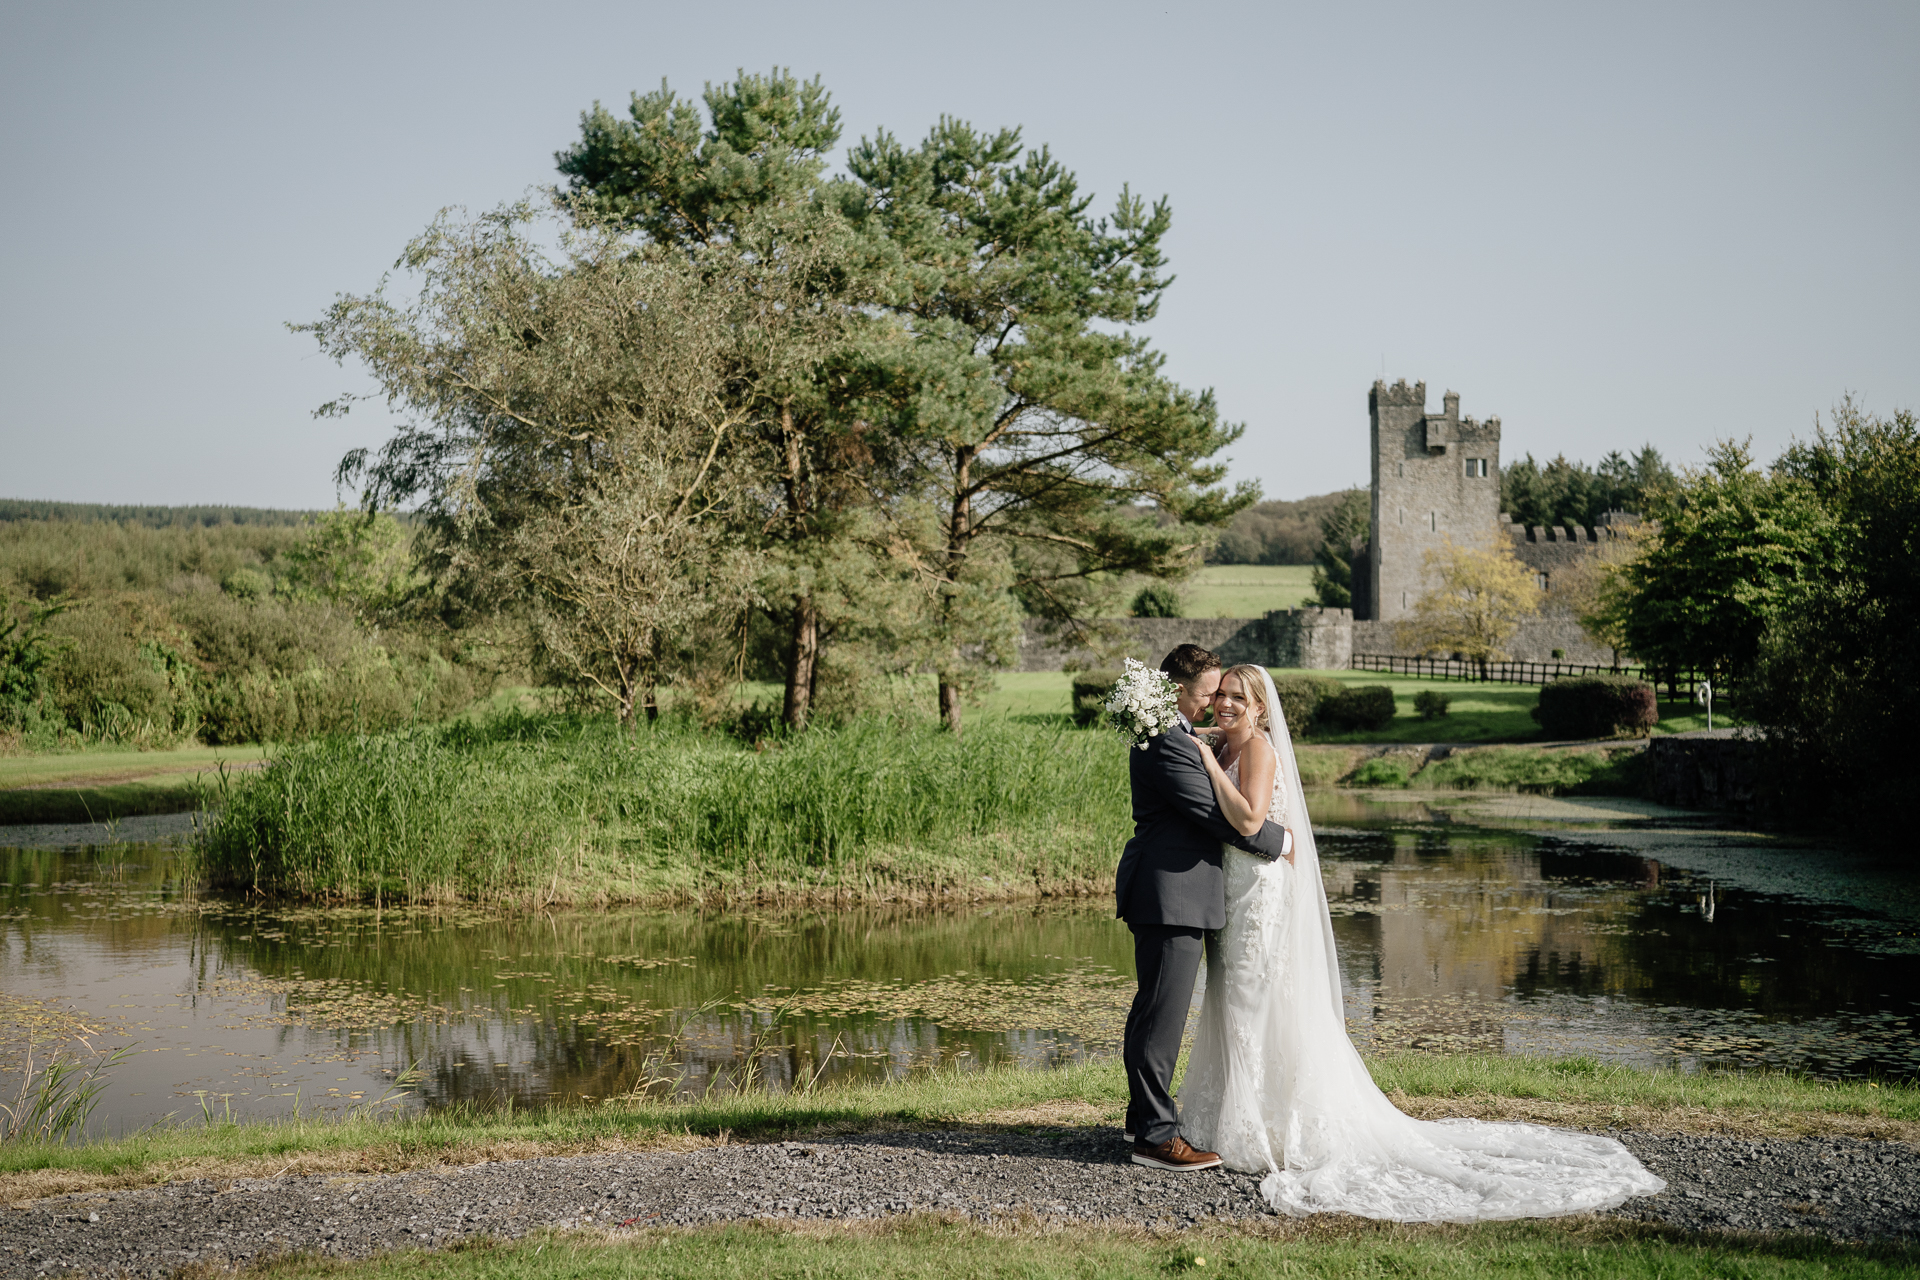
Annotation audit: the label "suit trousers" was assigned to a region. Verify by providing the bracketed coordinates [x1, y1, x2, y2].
[1123, 922, 1206, 1147]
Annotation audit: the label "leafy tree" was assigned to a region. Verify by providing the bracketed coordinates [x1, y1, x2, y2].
[1, 593, 68, 733]
[1561, 522, 1648, 668]
[1612, 440, 1839, 682]
[842, 119, 1255, 731]
[308, 199, 849, 726]
[280, 507, 425, 625]
[556, 69, 901, 731]
[1748, 400, 1919, 831]
[1310, 488, 1369, 608]
[1396, 536, 1543, 679]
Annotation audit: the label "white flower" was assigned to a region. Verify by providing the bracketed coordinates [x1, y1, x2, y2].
[1104, 658, 1180, 749]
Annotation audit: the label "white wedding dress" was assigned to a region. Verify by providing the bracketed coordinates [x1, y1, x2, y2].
[1179, 667, 1665, 1221]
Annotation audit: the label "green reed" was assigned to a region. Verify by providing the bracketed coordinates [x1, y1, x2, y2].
[193, 711, 1135, 903]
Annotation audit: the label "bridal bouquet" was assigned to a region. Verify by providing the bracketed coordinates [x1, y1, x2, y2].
[1105, 658, 1182, 749]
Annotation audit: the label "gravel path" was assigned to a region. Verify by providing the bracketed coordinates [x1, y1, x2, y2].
[4, 1129, 1914, 1276]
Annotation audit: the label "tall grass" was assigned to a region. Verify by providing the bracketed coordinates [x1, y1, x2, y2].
[194, 711, 1135, 904]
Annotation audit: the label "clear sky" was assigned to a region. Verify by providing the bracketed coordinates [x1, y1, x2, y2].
[2, 1, 1914, 508]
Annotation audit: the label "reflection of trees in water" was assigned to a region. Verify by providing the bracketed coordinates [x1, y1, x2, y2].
[19, 834, 1919, 1099]
[1328, 828, 1654, 1052]
[1319, 825, 1920, 1076]
[188, 899, 1133, 1109]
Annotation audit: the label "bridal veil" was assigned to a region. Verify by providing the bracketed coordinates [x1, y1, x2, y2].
[1181, 665, 1665, 1221]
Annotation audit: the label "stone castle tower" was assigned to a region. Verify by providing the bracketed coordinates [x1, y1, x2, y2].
[1363, 380, 1502, 622]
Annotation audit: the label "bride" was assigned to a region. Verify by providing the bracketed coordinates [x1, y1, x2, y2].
[1181, 664, 1666, 1221]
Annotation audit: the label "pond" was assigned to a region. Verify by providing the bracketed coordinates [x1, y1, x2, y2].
[3, 794, 1915, 1137]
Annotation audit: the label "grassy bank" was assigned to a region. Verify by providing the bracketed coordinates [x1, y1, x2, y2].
[187, 1217, 1920, 1280]
[196, 712, 1133, 904]
[190, 688, 1685, 904]
[5, 1055, 1914, 1203]
[0, 744, 265, 824]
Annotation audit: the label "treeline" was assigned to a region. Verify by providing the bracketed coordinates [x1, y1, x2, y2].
[1499, 447, 1675, 530]
[1208, 491, 1359, 565]
[0, 499, 322, 529]
[0, 512, 493, 751]
[1574, 400, 1917, 833]
[301, 69, 1252, 736]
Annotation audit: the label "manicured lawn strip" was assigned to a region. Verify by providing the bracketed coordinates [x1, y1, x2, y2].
[0, 776, 207, 824]
[1282, 668, 1734, 741]
[0, 744, 268, 823]
[987, 670, 1726, 745]
[218, 1217, 1920, 1280]
[7, 1057, 1913, 1202]
[0, 744, 266, 789]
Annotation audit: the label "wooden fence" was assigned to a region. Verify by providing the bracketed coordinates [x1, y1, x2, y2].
[1348, 653, 1704, 698]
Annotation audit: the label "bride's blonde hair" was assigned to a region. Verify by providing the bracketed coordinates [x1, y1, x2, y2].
[1220, 664, 1272, 731]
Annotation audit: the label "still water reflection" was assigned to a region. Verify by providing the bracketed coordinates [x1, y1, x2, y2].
[3, 794, 1914, 1136]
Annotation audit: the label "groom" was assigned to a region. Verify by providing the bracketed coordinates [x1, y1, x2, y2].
[1114, 644, 1293, 1171]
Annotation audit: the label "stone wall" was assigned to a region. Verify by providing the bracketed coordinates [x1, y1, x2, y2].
[1349, 616, 1613, 664]
[1016, 608, 1612, 672]
[1501, 514, 1638, 614]
[1647, 731, 1766, 812]
[1017, 618, 1262, 673]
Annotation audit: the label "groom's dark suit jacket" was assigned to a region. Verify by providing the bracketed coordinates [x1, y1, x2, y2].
[1115, 722, 1292, 930]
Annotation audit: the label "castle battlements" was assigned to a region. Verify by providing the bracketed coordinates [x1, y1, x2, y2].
[1370, 378, 1427, 408]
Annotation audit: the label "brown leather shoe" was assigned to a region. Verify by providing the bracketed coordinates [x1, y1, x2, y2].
[1130, 1135, 1223, 1171]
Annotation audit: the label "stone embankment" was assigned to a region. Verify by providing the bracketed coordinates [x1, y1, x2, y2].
[5, 1129, 1913, 1275]
[1646, 730, 1766, 812]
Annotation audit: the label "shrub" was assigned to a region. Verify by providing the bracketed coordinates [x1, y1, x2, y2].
[1070, 670, 1119, 728]
[1350, 757, 1411, 787]
[1319, 684, 1397, 733]
[1412, 690, 1451, 720]
[1270, 675, 1346, 734]
[1129, 583, 1182, 618]
[1531, 674, 1658, 739]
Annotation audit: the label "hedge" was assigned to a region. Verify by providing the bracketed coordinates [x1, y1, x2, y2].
[1532, 674, 1658, 739]
[1270, 675, 1347, 734]
[1320, 684, 1397, 733]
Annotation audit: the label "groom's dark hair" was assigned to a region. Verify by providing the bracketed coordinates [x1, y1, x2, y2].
[1160, 644, 1222, 688]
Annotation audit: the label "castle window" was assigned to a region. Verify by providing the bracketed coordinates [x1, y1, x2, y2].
[1465, 457, 1488, 478]
[1536, 572, 1549, 591]
[1428, 511, 1437, 532]
[1401, 592, 1409, 610]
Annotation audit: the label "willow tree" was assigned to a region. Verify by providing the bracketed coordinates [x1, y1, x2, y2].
[304, 198, 850, 725]
[842, 120, 1256, 732]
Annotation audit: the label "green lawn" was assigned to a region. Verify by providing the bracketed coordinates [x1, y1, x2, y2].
[9, 1056, 1913, 1278]
[0, 743, 267, 824]
[1182, 565, 1316, 617]
[219, 1218, 1920, 1280]
[0, 744, 266, 788]
[8, 1055, 1911, 1197]
[987, 670, 1728, 744]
